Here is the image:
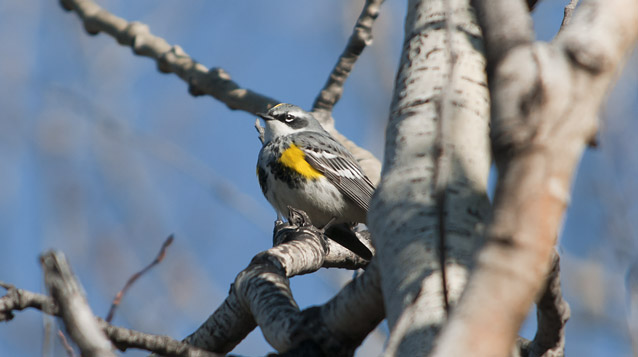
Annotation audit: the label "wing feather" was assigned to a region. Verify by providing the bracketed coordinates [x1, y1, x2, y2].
[294, 132, 375, 212]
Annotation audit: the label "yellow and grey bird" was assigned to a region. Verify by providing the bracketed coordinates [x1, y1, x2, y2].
[256, 103, 374, 260]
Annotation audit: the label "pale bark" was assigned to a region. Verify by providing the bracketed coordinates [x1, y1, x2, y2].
[432, 1, 638, 356]
[41, 251, 115, 357]
[185, 211, 380, 354]
[0, 282, 222, 357]
[368, 0, 491, 355]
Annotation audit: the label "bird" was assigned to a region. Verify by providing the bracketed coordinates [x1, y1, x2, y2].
[256, 103, 375, 260]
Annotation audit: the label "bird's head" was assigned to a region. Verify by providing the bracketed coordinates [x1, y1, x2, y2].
[257, 103, 325, 142]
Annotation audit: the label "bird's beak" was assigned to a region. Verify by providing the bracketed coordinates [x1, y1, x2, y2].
[257, 112, 275, 121]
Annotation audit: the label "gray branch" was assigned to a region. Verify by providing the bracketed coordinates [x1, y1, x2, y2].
[312, 0, 385, 114]
[41, 251, 115, 357]
[58, 0, 381, 179]
[433, 0, 638, 355]
[0, 282, 59, 320]
[368, 0, 491, 355]
[58, 0, 276, 114]
[0, 280, 223, 357]
[184, 210, 381, 354]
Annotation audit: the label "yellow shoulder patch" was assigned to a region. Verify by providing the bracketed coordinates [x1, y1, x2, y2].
[279, 144, 323, 179]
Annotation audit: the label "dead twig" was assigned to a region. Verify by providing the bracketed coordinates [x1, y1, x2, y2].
[105, 235, 174, 323]
[312, 0, 385, 114]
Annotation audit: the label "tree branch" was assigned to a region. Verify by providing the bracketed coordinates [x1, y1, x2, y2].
[58, 0, 381, 181]
[41, 251, 115, 357]
[433, 0, 638, 356]
[472, 0, 533, 77]
[106, 235, 173, 323]
[368, 0, 491, 354]
[312, 0, 385, 114]
[0, 282, 59, 321]
[519, 251, 570, 357]
[58, 0, 276, 114]
[0, 281, 223, 357]
[184, 209, 376, 354]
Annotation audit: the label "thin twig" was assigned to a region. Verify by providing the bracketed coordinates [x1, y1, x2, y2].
[105, 235, 174, 323]
[312, 0, 385, 113]
[42, 315, 53, 357]
[57, 330, 77, 357]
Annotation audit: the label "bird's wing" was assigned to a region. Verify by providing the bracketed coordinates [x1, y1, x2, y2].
[294, 132, 375, 212]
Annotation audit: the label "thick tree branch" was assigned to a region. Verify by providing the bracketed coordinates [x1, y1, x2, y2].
[472, 0, 533, 77]
[41, 251, 115, 357]
[433, 1, 638, 356]
[368, 0, 491, 355]
[312, 0, 384, 114]
[185, 209, 379, 354]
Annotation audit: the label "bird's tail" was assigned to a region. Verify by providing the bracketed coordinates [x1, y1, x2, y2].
[325, 223, 373, 261]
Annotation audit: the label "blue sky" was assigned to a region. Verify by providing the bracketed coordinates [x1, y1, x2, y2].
[0, 1, 636, 356]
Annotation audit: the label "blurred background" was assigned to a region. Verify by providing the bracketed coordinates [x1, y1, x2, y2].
[0, 0, 635, 356]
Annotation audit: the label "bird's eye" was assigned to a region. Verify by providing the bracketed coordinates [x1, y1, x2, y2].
[284, 114, 295, 122]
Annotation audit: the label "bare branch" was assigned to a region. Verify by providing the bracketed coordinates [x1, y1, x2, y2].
[432, 0, 638, 356]
[369, 0, 491, 354]
[0, 282, 59, 321]
[58, 0, 381, 181]
[310, 260, 384, 354]
[106, 235, 174, 323]
[41, 251, 115, 357]
[313, 0, 385, 114]
[58, 0, 276, 114]
[0, 282, 222, 357]
[519, 251, 570, 357]
[471, 0, 534, 76]
[57, 330, 78, 357]
[97, 319, 223, 357]
[185, 210, 380, 354]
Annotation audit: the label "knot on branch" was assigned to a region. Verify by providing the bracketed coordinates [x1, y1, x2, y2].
[120, 21, 149, 47]
[157, 45, 187, 74]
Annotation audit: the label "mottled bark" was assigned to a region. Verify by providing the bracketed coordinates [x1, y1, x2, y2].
[368, 0, 491, 355]
[432, 0, 638, 356]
